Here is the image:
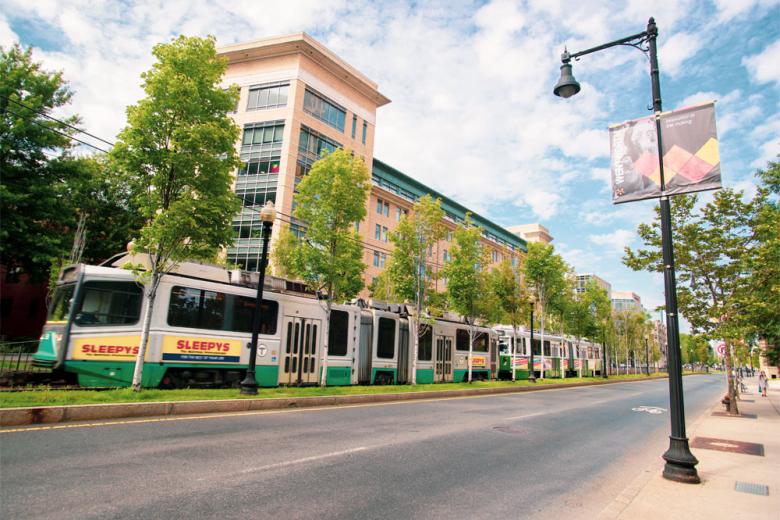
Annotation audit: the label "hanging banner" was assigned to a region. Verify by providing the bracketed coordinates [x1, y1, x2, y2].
[609, 102, 721, 204]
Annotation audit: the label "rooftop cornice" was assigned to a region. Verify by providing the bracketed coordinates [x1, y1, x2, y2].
[217, 33, 391, 107]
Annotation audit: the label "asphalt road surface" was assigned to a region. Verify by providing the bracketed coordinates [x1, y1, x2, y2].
[1, 375, 724, 519]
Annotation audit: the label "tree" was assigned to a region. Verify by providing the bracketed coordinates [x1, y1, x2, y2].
[110, 35, 241, 391]
[584, 282, 612, 376]
[1, 44, 81, 281]
[523, 242, 568, 379]
[273, 148, 370, 387]
[385, 195, 445, 384]
[741, 159, 780, 369]
[489, 259, 527, 381]
[441, 217, 491, 382]
[624, 189, 755, 412]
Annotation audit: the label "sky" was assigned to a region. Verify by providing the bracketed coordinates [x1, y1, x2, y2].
[2, 0, 779, 328]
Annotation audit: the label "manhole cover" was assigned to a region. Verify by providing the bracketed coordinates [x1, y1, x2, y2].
[735, 481, 769, 496]
[711, 412, 757, 419]
[492, 425, 527, 435]
[691, 437, 764, 456]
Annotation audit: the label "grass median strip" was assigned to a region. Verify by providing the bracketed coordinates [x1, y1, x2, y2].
[0, 373, 679, 409]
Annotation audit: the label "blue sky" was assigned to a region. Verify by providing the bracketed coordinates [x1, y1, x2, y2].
[2, 0, 779, 327]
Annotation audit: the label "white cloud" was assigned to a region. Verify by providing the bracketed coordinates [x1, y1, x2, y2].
[589, 229, 636, 253]
[743, 38, 780, 87]
[659, 32, 703, 77]
[0, 15, 18, 46]
[713, 0, 780, 23]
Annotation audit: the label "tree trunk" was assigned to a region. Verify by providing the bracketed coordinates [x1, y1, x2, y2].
[132, 269, 159, 392]
[511, 325, 517, 382]
[467, 324, 474, 383]
[320, 298, 331, 387]
[539, 304, 546, 379]
[724, 340, 739, 414]
[411, 315, 419, 385]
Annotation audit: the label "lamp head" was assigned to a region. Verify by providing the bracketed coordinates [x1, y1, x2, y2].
[553, 50, 581, 98]
[260, 201, 276, 223]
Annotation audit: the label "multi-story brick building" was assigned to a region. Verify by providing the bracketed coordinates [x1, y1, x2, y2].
[218, 33, 526, 294]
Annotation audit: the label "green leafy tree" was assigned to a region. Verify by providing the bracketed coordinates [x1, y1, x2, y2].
[273, 148, 370, 386]
[564, 280, 604, 377]
[441, 216, 491, 382]
[584, 282, 613, 376]
[522, 241, 568, 378]
[624, 189, 756, 411]
[1, 44, 81, 281]
[741, 160, 780, 370]
[110, 35, 241, 391]
[489, 258, 527, 381]
[385, 195, 445, 384]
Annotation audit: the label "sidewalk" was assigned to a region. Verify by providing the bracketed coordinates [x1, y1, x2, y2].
[600, 377, 780, 519]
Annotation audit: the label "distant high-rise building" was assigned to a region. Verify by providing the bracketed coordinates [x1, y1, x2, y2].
[575, 273, 612, 298]
[612, 290, 642, 311]
[507, 223, 553, 244]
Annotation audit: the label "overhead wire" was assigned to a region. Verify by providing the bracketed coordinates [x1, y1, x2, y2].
[3, 106, 111, 154]
[3, 96, 116, 147]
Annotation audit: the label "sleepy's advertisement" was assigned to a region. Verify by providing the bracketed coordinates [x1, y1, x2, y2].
[162, 336, 242, 363]
[71, 336, 142, 361]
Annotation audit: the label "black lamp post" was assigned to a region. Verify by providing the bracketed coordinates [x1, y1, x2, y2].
[602, 333, 608, 379]
[528, 296, 537, 383]
[240, 201, 276, 395]
[553, 17, 699, 484]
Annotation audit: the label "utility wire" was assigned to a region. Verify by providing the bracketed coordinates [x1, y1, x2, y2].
[2, 95, 116, 147]
[4, 106, 111, 154]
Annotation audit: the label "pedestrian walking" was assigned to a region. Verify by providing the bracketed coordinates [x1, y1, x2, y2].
[758, 371, 768, 397]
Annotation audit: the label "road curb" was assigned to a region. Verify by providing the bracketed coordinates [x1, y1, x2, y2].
[0, 375, 678, 427]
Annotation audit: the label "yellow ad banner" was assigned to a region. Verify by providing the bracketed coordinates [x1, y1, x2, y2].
[471, 355, 486, 368]
[162, 336, 243, 363]
[71, 336, 141, 361]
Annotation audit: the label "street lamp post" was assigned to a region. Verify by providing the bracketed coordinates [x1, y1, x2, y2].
[602, 333, 608, 379]
[553, 17, 699, 484]
[240, 201, 276, 396]
[528, 296, 537, 383]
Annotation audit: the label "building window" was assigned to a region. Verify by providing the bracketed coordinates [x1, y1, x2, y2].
[373, 251, 381, 267]
[297, 125, 341, 178]
[443, 249, 450, 263]
[376, 198, 383, 214]
[247, 82, 289, 111]
[362, 121, 367, 144]
[492, 250, 499, 262]
[303, 88, 346, 132]
[352, 115, 357, 139]
[511, 256, 518, 267]
[354, 221, 360, 232]
[382, 226, 388, 242]
[446, 231, 453, 242]
[396, 207, 402, 221]
[375, 224, 381, 241]
[379, 252, 386, 267]
[383, 201, 390, 217]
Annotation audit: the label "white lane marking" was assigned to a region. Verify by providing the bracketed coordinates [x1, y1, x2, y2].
[238, 447, 368, 475]
[632, 406, 667, 414]
[503, 411, 550, 421]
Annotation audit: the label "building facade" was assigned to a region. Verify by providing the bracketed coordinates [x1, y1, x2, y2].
[218, 34, 526, 293]
[507, 223, 553, 244]
[574, 273, 612, 298]
[611, 290, 642, 312]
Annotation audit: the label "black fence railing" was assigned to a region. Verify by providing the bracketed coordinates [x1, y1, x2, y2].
[0, 340, 48, 374]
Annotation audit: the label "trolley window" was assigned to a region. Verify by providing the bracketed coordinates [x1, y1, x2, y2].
[418, 327, 432, 361]
[328, 310, 349, 356]
[168, 286, 277, 334]
[543, 341, 551, 357]
[376, 317, 395, 359]
[48, 284, 76, 322]
[73, 281, 143, 326]
[456, 329, 489, 352]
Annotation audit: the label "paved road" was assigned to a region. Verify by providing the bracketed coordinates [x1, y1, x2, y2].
[1, 375, 724, 519]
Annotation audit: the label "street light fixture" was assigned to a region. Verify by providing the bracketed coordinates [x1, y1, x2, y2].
[240, 201, 276, 395]
[553, 17, 699, 484]
[528, 295, 537, 383]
